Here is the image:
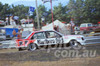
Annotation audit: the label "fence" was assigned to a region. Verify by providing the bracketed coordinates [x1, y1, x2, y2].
[83, 33, 100, 44]
[58, 28, 100, 45]
[0, 30, 100, 49]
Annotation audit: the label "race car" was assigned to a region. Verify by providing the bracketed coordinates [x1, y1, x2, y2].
[16, 30, 85, 51]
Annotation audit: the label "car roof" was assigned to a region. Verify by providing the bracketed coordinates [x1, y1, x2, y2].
[32, 30, 55, 33]
[25, 30, 56, 39]
[81, 23, 92, 24]
[32, 30, 64, 36]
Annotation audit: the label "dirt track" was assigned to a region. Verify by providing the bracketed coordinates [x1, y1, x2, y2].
[0, 44, 100, 66]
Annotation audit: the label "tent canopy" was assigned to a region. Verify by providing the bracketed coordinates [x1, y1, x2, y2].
[42, 20, 66, 30]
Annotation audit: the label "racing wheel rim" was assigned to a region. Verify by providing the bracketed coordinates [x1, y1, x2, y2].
[28, 44, 37, 51]
[69, 40, 83, 50]
[69, 40, 79, 47]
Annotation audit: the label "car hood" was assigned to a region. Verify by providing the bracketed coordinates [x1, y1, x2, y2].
[63, 35, 84, 39]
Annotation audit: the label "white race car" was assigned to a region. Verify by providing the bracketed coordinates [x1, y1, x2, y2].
[16, 30, 85, 51]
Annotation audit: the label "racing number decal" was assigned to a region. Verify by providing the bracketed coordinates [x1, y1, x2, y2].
[37, 39, 56, 44]
[56, 38, 63, 44]
[37, 38, 63, 45]
[37, 39, 47, 44]
[46, 39, 55, 44]
[37, 39, 56, 45]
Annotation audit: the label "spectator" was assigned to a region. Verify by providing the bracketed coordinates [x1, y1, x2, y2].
[17, 30, 21, 39]
[53, 25, 59, 32]
[66, 23, 71, 35]
[74, 25, 80, 34]
[12, 30, 16, 38]
[70, 18, 75, 34]
[12, 16, 19, 25]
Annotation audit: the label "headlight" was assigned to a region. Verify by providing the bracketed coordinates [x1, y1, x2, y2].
[81, 37, 84, 40]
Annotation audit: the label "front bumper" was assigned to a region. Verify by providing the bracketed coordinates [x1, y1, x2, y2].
[77, 39, 86, 45]
[80, 42, 86, 45]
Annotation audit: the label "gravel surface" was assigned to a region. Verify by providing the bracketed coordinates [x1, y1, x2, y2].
[0, 44, 100, 61]
[0, 44, 100, 66]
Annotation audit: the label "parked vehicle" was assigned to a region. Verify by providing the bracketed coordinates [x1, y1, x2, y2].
[0, 20, 6, 26]
[16, 30, 85, 51]
[89, 28, 100, 36]
[80, 23, 99, 34]
[0, 33, 6, 40]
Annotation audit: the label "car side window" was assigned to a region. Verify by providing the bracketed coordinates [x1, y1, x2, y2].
[31, 32, 45, 39]
[46, 31, 61, 38]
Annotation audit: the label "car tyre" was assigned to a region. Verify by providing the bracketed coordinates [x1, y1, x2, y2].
[69, 40, 82, 49]
[28, 43, 37, 51]
[18, 48, 23, 51]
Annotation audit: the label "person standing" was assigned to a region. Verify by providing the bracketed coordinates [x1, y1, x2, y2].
[70, 18, 75, 34]
[12, 30, 16, 38]
[66, 23, 71, 35]
[53, 25, 59, 32]
[17, 30, 21, 39]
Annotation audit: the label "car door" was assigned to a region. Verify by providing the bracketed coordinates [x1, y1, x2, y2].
[45, 31, 63, 45]
[30, 32, 47, 46]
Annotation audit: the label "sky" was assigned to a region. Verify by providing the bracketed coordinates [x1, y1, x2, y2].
[0, 0, 69, 9]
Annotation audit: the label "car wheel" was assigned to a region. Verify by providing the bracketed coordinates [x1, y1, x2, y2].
[69, 40, 82, 49]
[28, 43, 37, 51]
[18, 48, 23, 51]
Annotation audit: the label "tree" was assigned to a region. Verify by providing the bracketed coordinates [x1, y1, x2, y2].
[0, 2, 3, 20]
[74, 0, 84, 24]
[36, 5, 47, 27]
[11, 5, 29, 20]
[67, 0, 76, 19]
[53, 3, 65, 21]
[0, 3, 10, 20]
[1, 0, 100, 26]
[83, 0, 100, 23]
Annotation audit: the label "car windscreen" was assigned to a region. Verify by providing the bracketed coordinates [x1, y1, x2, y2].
[22, 31, 31, 38]
[88, 24, 92, 27]
[80, 24, 86, 27]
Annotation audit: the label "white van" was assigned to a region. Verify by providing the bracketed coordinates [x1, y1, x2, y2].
[0, 33, 6, 40]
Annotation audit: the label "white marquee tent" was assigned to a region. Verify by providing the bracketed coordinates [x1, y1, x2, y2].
[42, 20, 65, 30]
[42, 20, 69, 35]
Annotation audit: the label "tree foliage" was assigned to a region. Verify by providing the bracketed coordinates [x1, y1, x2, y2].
[0, 0, 100, 27]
